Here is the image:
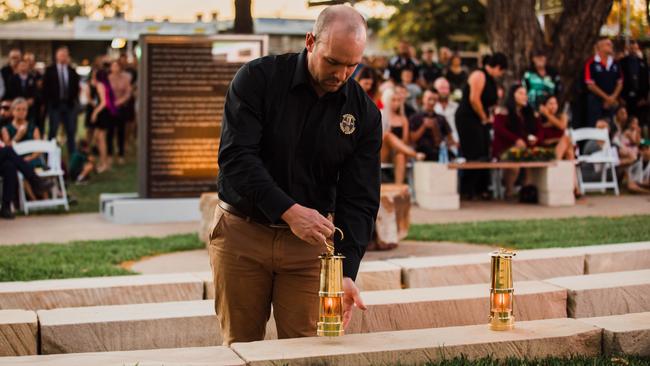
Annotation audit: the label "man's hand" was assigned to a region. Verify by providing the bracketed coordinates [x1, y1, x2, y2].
[515, 139, 526, 149]
[281, 203, 334, 246]
[342, 277, 366, 329]
[423, 117, 435, 129]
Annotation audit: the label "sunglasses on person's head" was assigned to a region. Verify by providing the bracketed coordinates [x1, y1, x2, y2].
[1, 105, 11, 110]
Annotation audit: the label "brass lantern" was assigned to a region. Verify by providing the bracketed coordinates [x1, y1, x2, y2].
[317, 228, 345, 337]
[489, 248, 516, 331]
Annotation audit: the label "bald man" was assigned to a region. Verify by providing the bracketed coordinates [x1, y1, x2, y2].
[211, 5, 381, 344]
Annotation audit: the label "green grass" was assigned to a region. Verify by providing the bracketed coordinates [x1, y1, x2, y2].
[0, 233, 202, 282]
[408, 215, 650, 249]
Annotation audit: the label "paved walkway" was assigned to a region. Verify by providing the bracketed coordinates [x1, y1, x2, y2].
[1, 195, 648, 246]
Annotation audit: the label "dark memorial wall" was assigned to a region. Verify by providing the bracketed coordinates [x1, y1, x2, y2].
[138, 35, 267, 198]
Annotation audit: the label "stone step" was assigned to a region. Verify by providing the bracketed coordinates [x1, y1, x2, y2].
[546, 269, 650, 318]
[0, 346, 244, 366]
[231, 318, 602, 366]
[387, 242, 650, 288]
[198, 260, 401, 299]
[579, 311, 650, 357]
[0, 273, 204, 311]
[388, 247, 585, 288]
[347, 281, 566, 334]
[36, 300, 277, 354]
[0, 310, 37, 356]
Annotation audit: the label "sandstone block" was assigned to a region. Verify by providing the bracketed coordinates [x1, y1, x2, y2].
[232, 318, 601, 366]
[0, 273, 204, 310]
[546, 269, 650, 318]
[0, 310, 37, 356]
[389, 247, 584, 288]
[355, 261, 402, 291]
[0, 346, 244, 366]
[347, 281, 566, 334]
[579, 242, 650, 274]
[580, 312, 650, 356]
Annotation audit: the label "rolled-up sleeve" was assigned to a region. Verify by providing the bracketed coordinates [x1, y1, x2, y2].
[218, 63, 295, 222]
[333, 111, 382, 280]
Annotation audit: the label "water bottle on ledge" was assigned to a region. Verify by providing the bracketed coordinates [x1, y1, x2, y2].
[438, 140, 449, 164]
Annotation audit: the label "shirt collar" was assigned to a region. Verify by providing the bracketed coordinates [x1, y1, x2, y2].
[291, 48, 349, 99]
[594, 54, 614, 70]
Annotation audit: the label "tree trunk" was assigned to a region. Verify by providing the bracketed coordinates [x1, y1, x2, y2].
[486, 0, 544, 86]
[547, 0, 614, 104]
[486, 0, 613, 105]
[234, 0, 253, 34]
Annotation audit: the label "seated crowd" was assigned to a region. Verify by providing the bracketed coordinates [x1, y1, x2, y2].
[356, 38, 650, 199]
[0, 46, 137, 219]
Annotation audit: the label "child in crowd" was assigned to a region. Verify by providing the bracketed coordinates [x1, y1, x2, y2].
[68, 139, 95, 184]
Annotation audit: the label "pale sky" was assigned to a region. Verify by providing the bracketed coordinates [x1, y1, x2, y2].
[130, 0, 394, 22]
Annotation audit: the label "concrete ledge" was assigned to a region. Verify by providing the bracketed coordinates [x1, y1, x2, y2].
[232, 318, 602, 366]
[579, 312, 650, 356]
[102, 197, 200, 224]
[0, 273, 204, 310]
[347, 281, 566, 334]
[0, 346, 245, 366]
[0, 310, 37, 356]
[388, 248, 584, 288]
[546, 270, 650, 318]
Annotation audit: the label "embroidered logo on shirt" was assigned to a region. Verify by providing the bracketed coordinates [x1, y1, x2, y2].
[340, 114, 356, 135]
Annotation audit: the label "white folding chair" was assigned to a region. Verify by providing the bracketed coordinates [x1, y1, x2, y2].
[12, 139, 69, 214]
[569, 128, 619, 195]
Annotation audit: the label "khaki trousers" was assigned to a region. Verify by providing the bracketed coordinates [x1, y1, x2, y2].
[208, 203, 322, 345]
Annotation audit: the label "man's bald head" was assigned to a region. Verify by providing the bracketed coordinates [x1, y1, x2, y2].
[312, 5, 367, 45]
[305, 5, 368, 96]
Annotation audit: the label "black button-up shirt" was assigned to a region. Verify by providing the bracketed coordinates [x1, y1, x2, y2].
[217, 48, 382, 280]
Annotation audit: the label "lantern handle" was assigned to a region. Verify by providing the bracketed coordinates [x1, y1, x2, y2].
[325, 227, 344, 255]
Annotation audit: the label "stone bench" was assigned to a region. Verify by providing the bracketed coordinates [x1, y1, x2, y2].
[0, 346, 245, 366]
[347, 281, 566, 334]
[388, 247, 585, 288]
[577, 241, 650, 274]
[0, 273, 204, 310]
[197, 260, 401, 299]
[580, 311, 650, 356]
[0, 310, 37, 356]
[546, 269, 650, 318]
[37, 300, 277, 354]
[231, 318, 601, 366]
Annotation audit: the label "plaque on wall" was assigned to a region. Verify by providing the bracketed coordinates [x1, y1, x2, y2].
[138, 34, 268, 198]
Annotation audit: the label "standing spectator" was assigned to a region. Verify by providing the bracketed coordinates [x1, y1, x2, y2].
[44, 46, 80, 155]
[455, 53, 507, 199]
[445, 54, 468, 101]
[433, 77, 460, 147]
[620, 40, 649, 121]
[438, 47, 452, 71]
[6, 60, 37, 121]
[522, 50, 561, 111]
[1, 48, 21, 98]
[90, 70, 118, 173]
[584, 37, 623, 127]
[83, 68, 99, 143]
[355, 66, 382, 109]
[385, 40, 418, 83]
[401, 67, 421, 111]
[409, 88, 455, 161]
[24, 52, 46, 134]
[107, 60, 132, 165]
[418, 48, 442, 88]
[492, 85, 543, 198]
[538, 95, 574, 160]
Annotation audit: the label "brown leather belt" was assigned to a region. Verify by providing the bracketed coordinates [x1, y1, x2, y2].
[218, 200, 290, 229]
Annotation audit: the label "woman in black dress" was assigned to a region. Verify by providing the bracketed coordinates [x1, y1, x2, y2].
[455, 53, 508, 199]
[90, 69, 118, 173]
